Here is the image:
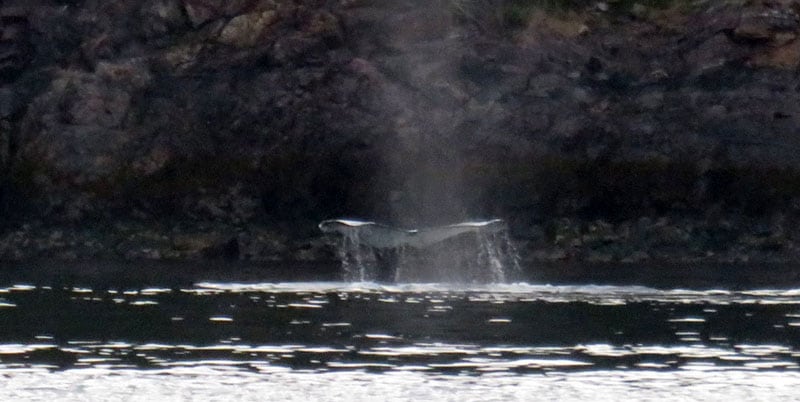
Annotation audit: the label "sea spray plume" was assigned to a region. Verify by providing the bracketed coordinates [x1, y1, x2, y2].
[360, 0, 476, 226]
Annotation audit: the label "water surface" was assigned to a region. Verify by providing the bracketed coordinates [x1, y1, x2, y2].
[3, 279, 800, 400]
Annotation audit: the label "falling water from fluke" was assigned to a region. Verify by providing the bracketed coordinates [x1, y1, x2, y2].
[319, 219, 521, 283]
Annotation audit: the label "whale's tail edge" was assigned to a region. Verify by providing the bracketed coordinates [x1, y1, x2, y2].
[319, 218, 508, 249]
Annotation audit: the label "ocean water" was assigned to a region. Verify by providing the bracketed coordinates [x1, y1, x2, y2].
[2, 280, 800, 400]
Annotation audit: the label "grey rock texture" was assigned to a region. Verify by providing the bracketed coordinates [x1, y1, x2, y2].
[0, 0, 800, 264]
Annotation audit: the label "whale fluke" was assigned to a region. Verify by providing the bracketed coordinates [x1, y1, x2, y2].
[319, 219, 507, 249]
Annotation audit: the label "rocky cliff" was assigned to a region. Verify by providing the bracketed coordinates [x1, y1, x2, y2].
[1, 0, 800, 264]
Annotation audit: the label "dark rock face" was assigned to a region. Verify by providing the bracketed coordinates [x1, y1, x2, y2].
[5, 0, 370, 223]
[1, 0, 800, 263]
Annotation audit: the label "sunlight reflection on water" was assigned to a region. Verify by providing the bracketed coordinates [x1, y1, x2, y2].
[5, 366, 800, 402]
[3, 282, 800, 400]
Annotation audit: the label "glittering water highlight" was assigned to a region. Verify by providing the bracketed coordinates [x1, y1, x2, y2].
[3, 281, 800, 400]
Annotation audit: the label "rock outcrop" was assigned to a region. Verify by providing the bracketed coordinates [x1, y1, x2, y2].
[0, 0, 800, 264]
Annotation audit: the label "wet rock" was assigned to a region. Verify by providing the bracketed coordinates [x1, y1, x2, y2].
[527, 73, 565, 98]
[183, 1, 215, 26]
[705, 104, 728, 120]
[751, 37, 800, 68]
[130, 145, 172, 177]
[183, 0, 274, 27]
[158, 43, 204, 72]
[201, 236, 240, 259]
[304, 10, 343, 42]
[685, 34, 743, 77]
[124, 248, 163, 260]
[115, 228, 171, 260]
[292, 237, 337, 262]
[218, 10, 278, 47]
[630, 3, 648, 19]
[38, 68, 134, 129]
[95, 60, 153, 90]
[637, 90, 664, 111]
[733, 7, 799, 42]
[140, 0, 188, 38]
[0, 86, 19, 118]
[584, 250, 614, 263]
[191, 184, 259, 224]
[236, 229, 287, 261]
[620, 250, 650, 264]
[0, 14, 32, 83]
[17, 69, 138, 202]
[551, 117, 587, 139]
[172, 233, 225, 255]
[347, 57, 383, 82]
[582, 220, 619, 243]
[531, 247, 569, 262]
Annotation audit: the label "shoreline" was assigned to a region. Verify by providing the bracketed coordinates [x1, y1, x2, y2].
[2, 216, 799, 266]
[2, 257, 800, 290]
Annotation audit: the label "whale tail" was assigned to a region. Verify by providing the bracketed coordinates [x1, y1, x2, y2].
[319, 218, 507, 249]
[320, 218, 519, 283]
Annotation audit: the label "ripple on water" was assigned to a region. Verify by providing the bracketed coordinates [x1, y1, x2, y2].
[1, 281, 800, 400]
[191, 282, 800, 305]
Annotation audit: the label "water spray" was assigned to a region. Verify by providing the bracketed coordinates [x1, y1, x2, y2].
[320, 218, 520, 283]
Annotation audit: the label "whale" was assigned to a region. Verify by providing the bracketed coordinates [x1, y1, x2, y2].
[318, 218, 508, 249]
